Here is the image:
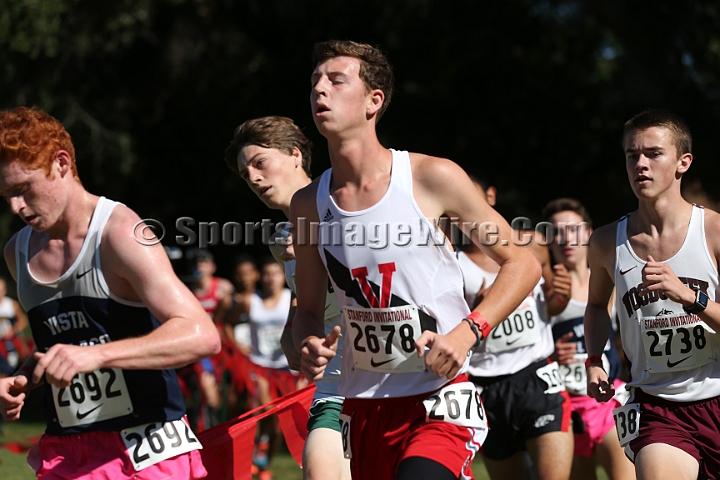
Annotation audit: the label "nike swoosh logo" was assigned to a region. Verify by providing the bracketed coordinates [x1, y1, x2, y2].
[620, 266, 637, 275]
[667, 356, 691, 368]
[76, 404, 103, 420]
[506, 337, 522, 346]
[370, 358, 395, 368]
[76, 269, 93, 279]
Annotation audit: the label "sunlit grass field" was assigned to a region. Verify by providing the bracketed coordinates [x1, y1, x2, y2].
[1, 420, 612, 480]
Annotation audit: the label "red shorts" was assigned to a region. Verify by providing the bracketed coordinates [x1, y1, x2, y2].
[28, 428, 207, 479]
[627, 389, 720, 480]
[341, 375, 485, 480]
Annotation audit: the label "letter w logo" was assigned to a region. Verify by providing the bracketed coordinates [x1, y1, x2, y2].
[351, 263, 396, 308]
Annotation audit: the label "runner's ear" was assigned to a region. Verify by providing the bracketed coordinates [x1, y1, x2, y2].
[677, 152, 692, 175]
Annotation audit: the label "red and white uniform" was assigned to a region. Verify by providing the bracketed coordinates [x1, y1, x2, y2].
[195, 277, 221, 317]
[615, 205, 720, 401]
[316, 151, 484, 480]
[316, 150, 470, 399]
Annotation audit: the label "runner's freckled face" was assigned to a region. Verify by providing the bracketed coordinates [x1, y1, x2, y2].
[549, 210, 591, 269]
[310, 56, 379, 135]
[236, 144, 304, 211]
[624, 126, 691, 200]
[0, 157, 69, 232]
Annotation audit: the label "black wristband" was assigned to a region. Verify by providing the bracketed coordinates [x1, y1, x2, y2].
[462, 318, 482, 349]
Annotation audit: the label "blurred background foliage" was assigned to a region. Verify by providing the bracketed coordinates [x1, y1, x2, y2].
[2, 0, 720, 278]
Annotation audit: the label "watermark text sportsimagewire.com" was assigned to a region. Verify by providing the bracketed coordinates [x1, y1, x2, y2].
[132, 216, 590, 250]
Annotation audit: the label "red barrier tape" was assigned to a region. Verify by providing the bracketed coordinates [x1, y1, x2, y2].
[197, 384, 315, 480]
[0, 435, 41, 454]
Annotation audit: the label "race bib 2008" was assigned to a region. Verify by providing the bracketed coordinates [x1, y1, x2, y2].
[484, 301, 542, 353]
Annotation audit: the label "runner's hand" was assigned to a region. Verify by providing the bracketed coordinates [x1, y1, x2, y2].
[641, 255, 696, 306]
[587, 365, 614, 403]
[472, 279, 491, 310]
[0, 375, 32, 421]
[552, 264, 572, 302]
[299, 326, 339, 381]
[416, 325, 476, 379]
[33, 344, 103, 388]
[550, 332, 576, 365]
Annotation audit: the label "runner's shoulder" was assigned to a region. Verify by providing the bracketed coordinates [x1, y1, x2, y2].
[701, 207, 720, 260]
[408, 153, 473, 195]
[290, 177, 321, 218]
[587, 221, 619, 259]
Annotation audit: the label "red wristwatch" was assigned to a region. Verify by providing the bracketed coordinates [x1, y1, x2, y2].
[584, 355, 604, 370]
[465, 312, 491, 340]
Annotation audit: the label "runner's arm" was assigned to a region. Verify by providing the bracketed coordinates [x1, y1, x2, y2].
[290, 182, 337, 380]
[32, 210, 221, 387]
[281, 300, 301, 370]
[584, 226, 615, 401]
[414, 156, 541, 329]
[529, 235, 570, 316]
[413, 157, 541, 378]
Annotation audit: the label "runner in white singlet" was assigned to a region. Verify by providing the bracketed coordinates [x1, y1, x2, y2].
[586, 110, 720, 480]
[224, 116, 349, 480]
[460, 178, 573, 480]
[292, 40, 541, 480]
[544, 198, 635, 480]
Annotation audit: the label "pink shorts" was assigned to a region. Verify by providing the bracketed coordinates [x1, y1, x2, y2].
[28, 428, 207, 479]
[571, 380, 625, 458]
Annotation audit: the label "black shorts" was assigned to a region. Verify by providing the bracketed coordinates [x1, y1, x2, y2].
[470, 359, 571, 461]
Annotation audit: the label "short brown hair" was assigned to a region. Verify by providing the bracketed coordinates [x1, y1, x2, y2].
[623, 109, 692, 156]
[224, 116, 313, 176]
[313, 40, 394, 121]
[543, 198, 593, 227]
[0, 106, 80, 181]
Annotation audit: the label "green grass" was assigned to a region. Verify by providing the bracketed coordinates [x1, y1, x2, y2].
[0, 421, 609, 480]
[0, 420, 44, 480]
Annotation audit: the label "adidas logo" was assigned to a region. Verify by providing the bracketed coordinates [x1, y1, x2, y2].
[534, 414, 555, 429]
[323, 209, 334, 222]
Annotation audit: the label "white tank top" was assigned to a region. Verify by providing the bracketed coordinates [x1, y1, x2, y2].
[316, 149, 470, 398]
[615, 205, 720, 401]
[285, 257, 343, 402]
[459, 255, 553, 376]
[0, 296, 17, 337]
[249, 289, 292, 369]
